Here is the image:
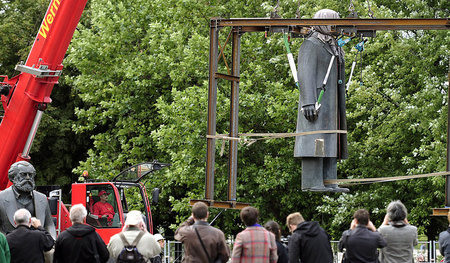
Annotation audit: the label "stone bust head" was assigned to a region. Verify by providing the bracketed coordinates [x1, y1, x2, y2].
[8, 161, 36, 193]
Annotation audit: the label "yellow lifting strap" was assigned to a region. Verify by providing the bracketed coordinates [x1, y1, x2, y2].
[206, 130, 347, 141]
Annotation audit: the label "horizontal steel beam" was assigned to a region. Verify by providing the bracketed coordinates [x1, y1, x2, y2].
[211, 18, 449, 31]
[190, 199, 250, 210]
[215, 73, 240, 82]
[432, 208, 450, 216]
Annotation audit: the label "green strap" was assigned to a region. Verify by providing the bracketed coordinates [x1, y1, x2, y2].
[283, 33, 299, 87]
[317, 89, 325, 104]
[283, 33, 291, 54]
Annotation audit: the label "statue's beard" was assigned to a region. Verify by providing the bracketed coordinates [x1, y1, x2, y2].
[15, 180, 35, 193]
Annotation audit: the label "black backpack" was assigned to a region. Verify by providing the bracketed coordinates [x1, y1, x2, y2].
[117, 231, 146, 263]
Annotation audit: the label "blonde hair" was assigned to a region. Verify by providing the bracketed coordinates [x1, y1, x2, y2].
[286, 212, 305, 228]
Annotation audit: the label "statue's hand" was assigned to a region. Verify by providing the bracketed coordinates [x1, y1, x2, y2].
[302, 104, 318, 121]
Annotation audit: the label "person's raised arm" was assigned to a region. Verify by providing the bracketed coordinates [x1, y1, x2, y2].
[367, 220, 377, 232]
[174, 216, 194, 242]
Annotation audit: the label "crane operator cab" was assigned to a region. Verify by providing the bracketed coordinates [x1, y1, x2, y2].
[86, 187, 119, 227]
[71, 161, 169, 242]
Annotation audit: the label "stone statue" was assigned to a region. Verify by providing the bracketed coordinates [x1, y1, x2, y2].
[294, 9, 349, 192]
[0, 161, 56, 238]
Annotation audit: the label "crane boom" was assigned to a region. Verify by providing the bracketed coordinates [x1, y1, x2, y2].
[0, 0, 88, 189]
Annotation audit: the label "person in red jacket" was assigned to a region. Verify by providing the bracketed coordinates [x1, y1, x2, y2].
[92, 190, 114, 223]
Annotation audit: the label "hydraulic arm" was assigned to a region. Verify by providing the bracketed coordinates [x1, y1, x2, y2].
[0, 0, 88, 190]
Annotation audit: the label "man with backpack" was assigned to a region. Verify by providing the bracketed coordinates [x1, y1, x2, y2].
[107, 210, 160, 262]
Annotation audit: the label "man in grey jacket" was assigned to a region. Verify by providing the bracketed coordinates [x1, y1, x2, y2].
[294, 9, 348, 192]
[378, 200, 418, 263]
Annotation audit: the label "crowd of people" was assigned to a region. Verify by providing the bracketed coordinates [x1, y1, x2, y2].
[175, 200, 450, 263]
[1, 199, 450, 262]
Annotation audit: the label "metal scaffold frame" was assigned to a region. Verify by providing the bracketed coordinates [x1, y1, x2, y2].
[197, 17, 449, 210]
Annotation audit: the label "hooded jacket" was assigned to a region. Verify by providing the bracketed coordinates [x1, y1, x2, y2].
[53, 223, 109, 263]
[288, 221, 333, 263]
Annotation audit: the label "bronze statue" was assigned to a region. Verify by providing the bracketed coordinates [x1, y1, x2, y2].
[294, 9, 349, 192]
[0, 161, 56, 238]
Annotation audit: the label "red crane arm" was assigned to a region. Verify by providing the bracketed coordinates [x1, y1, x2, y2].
[0, 0, 88, 190]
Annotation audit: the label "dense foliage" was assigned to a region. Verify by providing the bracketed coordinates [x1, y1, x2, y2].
[1, 0, 448, 239]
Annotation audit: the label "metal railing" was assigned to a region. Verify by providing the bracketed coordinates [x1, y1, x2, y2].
[162, 240, 443, 263]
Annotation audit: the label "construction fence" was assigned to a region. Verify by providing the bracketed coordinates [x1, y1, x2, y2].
[159, 240, 442, 263]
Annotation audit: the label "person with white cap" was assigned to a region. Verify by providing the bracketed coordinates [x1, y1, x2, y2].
[107, 210, 161, 261]
[150, 234, 165, 263]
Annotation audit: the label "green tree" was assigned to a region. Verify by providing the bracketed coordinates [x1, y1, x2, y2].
[0, 0, 47, 75]
[65, 0, 449, 238]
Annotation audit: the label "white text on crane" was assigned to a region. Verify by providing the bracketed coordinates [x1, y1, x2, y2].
[38, 0, 61, 39]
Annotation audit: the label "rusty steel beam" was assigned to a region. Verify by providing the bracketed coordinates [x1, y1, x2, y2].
[228, 31, 241, 202]
[211, 18, 449, 31]
[215, 73, 240, 82]
[447, 61, 450, 207]
[218, 30, 233, 75]
[432, 207, 450, 216]
[205, 26, 219, 201]
[190, 199, 250, 210]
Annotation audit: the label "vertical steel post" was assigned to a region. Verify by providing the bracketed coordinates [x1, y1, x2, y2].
[446, 60, 450, 206]
[228, 29, 241, 201]
[205, 24, 219, 200]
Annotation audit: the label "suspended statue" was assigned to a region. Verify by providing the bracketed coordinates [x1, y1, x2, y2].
[294, 9, 349, 192]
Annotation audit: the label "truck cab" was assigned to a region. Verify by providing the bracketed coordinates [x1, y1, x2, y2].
[68, 161, 167, 243]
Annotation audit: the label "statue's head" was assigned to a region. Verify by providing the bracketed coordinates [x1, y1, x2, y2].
[313, 9, 340, 36]
[8, 161, 36, 193]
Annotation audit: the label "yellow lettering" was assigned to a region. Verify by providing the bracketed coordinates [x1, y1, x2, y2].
[50, 6, 55, 16]
[39, 19, 49, 39]
[50, 0, 59, 16]
[37, 0, 61, 39]
[46, 14, 53, 24]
